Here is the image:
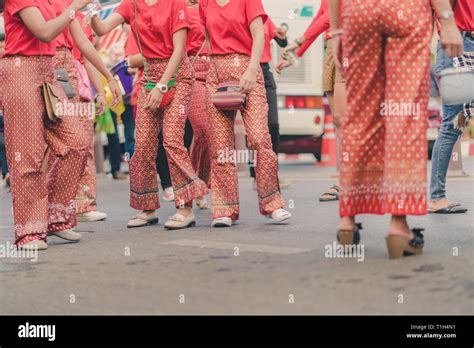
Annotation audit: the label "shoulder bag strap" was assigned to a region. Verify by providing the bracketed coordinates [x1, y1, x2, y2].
[134, 0, 150, 83]
[191, 40, 206, 66]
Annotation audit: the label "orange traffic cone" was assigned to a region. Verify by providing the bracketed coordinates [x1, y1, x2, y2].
[317, 113, 337, 167]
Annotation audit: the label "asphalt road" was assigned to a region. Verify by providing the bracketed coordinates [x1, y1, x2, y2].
[0, 157, 473, 315]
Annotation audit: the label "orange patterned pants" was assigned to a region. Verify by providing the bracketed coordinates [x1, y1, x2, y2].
[207, 54, 285, 220]
[53, 49, 96, 214]
[340, 0, 432, 217]
[0, 55, 89, 247]
[130, 57, 208, 210]
[189, 56, 211, 187]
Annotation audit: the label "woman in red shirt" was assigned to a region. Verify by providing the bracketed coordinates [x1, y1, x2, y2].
[186, 0, 211, 209]
[71, 10, 109, 224]
[92, 0, 209, 230]
[47, 0, 121, 240]
[0, 0, 94, 250]
[200, 0, 291, 227]
[329, 0, 463, 258]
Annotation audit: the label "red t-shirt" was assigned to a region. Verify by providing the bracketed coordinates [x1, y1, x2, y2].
[297, 0, 329, 57]
[53, 0, 74, 50]
[454, 0, 474, 31]
[116, 0, 191, 59]
[73, 12, 94, 64]
[3, 0, 57, 57]
[261, 18, 276, 64]
[186, 5, 207, 56]
[199, 0, 268, 56]
[124, 33, 140, 57]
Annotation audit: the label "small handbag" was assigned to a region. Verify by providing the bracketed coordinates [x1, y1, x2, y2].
[43, 81, 62, 122]
[212, 81, 247, 111]
[55, 29, 76, 99]
[134, 0, 175, 108]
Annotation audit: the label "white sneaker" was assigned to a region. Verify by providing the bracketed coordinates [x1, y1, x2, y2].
[211, 217, 233, 228]
[77, 211, 108, 222]
[269, 209, 292, 223]
[164, 212, 196, 230]
[19, 239, 48, 251]
[162, 187, 175, 202]
[48, 229, 81, 242]
[127, 212, 159, 228]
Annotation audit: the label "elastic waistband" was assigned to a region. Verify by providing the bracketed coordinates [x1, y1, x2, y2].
[145, 57, 171, 65]
[56, 47, 73, 53]
[3, 55, 54, 60]
[210, 53, 250, 59]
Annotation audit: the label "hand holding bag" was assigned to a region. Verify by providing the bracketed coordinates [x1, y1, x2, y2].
[134, 0, 175, 108]
[212, 81, 247, 111]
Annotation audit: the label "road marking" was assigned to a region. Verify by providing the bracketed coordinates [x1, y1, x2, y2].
[159, 239, 312, 255]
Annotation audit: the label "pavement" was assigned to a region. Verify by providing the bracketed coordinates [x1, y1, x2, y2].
[0, 155, 473, 315]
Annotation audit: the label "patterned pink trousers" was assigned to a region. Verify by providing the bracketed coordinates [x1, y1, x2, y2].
[0, 55, 89, 247]
[130, 57, 208, 210]
[339, 0, 432, 217]
[53, 49, 96, 215]
[188, 56, 211, 187]
[207, 54, 285, 220]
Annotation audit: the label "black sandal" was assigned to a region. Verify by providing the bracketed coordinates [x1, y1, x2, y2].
[319, 185, 340, 202]
[404, 228, 425, 256]
[428, 203, 467, 214]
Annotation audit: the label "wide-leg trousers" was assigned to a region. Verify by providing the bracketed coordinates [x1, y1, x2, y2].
[0, 55, 89, 247]
[71, 58, 97, 214]
[188, 56, 211, 187]
[339, 0, 432, 217]
[130, 57, 208, 210]
[207, 53, 285, 220]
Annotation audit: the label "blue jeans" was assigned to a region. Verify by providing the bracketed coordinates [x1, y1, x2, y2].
[430, 35, 474, 201]
[122, 104, 136, 158]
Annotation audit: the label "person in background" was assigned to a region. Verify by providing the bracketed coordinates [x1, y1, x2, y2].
[48, 0, 122, 232]
[186, 0, 210, 209]
[118, 23, 136, 161]
[92, 32, 128, 180]
[329, 0, 463, 258]
[0, 32, 9, 188]
[248, 16, 290, 191]
[277, 0, 345, 203]
[71, 11, 108, 222]
[428, 0, 473, 214]
[200, 0, 291, 227]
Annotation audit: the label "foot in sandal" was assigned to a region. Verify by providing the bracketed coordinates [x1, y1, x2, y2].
[386, 216, 424, 259]
[319, 185, 340, 202]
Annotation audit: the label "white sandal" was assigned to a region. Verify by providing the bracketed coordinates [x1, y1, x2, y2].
[164, 213, 196, 230]
[127, 212, 159, 228]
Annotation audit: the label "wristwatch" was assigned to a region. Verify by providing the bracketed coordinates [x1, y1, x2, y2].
[68, 9, 76, 20]
[439, 10, 454, 20]
[155, 83, 169, 93]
